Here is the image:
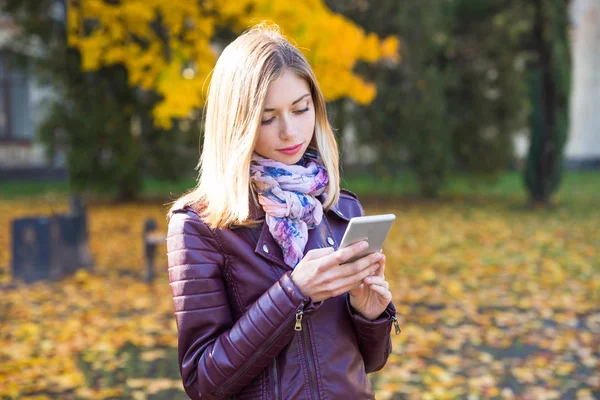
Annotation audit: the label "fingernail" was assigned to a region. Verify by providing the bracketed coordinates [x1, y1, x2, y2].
[360, 241, 369, 250]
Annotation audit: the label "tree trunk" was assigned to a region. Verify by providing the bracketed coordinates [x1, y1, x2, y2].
[524, 0, 570, 205]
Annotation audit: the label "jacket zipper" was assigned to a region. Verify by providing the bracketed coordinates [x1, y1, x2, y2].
[294, 306, 319, 399]
[272, 358, 279, 400]
[212, 303, 304, 397]
[293, 307, 318, 400]
[392, 314, 401, 335]
[302, 329, 319, 399]
[302, 326, 320, 400]
[295, 307, 304, 331]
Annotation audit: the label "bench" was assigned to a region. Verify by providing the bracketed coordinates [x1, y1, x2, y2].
[143, 218, 166, 283]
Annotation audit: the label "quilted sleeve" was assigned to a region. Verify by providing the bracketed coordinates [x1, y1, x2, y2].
[347, 299, 397, 373]
[167, 210, 307, 400]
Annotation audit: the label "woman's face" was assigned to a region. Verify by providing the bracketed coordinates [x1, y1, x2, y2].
[254, 68, 316, 165]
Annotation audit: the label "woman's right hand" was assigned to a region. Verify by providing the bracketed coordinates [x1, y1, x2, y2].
[290, 241, 383, 303]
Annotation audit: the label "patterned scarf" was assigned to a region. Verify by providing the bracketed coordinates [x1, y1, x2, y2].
[250, 148, 329, 268]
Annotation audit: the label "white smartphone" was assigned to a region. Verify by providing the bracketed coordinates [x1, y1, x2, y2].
[339, 214, 396, 264]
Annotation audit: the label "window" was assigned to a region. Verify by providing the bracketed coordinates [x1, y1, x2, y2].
[0, 52, 32, 142]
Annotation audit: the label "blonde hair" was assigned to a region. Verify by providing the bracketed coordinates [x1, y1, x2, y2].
[168, 24, 340, 229]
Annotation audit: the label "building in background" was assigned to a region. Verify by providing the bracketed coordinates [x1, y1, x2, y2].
[566, 0, 600, 166]
[0, 10, 65, 180]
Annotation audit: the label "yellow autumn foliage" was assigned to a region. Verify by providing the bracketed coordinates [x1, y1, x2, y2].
[66, 0, 399, 128]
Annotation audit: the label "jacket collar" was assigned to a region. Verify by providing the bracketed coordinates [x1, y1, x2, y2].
[249, 194, 347, 271]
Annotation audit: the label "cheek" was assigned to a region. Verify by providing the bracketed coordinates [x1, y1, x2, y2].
[255, 126, 275, 152]
[303, 110, 316, 135]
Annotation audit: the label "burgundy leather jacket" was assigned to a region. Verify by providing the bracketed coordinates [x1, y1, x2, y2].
[167, 189, 398, 400]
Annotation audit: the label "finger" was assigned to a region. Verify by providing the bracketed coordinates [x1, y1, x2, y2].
[319, 246, 380, 279]
[312, 254, 377, 295]
[364, 276, 389, 289]
[337, 252, 384, 279]
[304, 246, 335, 261]
[373, 256, 386, 277]
[323, 262, 381, 297]
[324, 240, 369, 266]
[337, 260, 380, 289]
[367, 284, 393, 302]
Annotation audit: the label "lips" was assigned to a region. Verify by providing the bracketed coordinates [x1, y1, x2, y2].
[277, 143, 303, 156]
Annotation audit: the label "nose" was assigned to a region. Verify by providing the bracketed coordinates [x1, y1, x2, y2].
[279, 114, 296, 140]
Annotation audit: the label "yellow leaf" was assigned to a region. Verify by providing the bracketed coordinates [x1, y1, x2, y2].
[421, 268, 437, 282]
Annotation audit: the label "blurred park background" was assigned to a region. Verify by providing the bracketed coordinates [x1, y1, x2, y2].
[0, 0, 599, 399]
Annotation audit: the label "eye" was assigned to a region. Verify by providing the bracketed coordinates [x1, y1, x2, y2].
[293, 107, 310, 114]
[261, 117, 275, 125]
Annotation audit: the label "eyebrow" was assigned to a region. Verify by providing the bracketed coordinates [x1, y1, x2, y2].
[264, 94, 310, 112]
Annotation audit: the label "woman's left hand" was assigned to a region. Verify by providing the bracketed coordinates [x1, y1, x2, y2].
[349, 252, 392, 320]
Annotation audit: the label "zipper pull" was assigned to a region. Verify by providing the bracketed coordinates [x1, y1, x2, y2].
[392, 315, 401, 335]
[294, 308, 304, 331]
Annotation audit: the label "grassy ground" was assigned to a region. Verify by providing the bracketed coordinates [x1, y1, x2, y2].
[1, 170, 599, 205]
[343, 170, 599, 203]
[0, 172, 598, 399]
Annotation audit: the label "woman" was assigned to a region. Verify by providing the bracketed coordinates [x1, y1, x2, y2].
[167, 24, 400, 400]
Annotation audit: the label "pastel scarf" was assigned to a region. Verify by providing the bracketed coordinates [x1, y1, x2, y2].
[250, 149, 329, 268]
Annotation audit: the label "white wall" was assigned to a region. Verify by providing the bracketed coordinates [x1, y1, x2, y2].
[566, 0, 600, 160]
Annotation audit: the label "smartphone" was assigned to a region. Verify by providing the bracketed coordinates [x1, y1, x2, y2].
[339, 214, 396, 264]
